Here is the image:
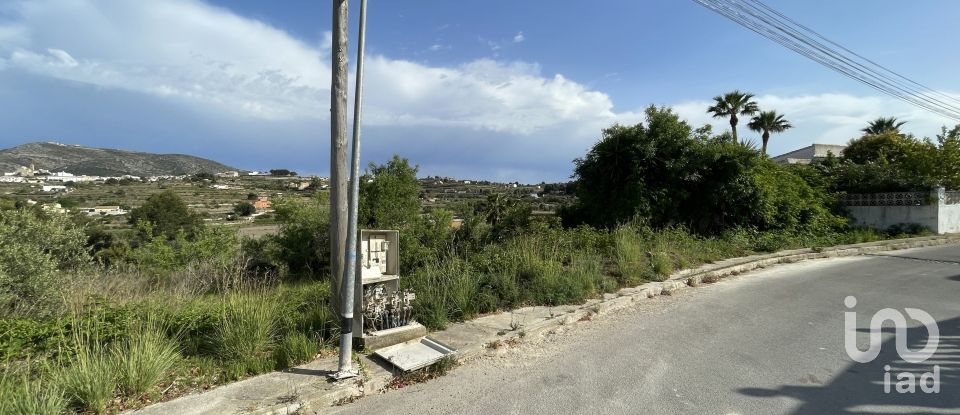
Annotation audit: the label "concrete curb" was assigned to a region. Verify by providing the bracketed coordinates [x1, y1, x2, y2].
[137, 234, 960, 414]
[315, 233, 960, 413]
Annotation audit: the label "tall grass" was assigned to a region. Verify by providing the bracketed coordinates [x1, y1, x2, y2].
[614, 226, 648, 285]
[58, 331, 117, 414]
[214, 290, 280, 378]
[274, 332, 317, 369]
[0, 363, 67, 415]
[113, 320, 181, 396]
[406, 257, 479, 330]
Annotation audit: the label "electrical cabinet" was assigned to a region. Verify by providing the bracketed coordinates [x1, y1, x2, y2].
[353, 230, 424, 349]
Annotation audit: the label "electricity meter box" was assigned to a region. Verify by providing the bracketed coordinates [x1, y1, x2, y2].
[354, 230, 426, 350]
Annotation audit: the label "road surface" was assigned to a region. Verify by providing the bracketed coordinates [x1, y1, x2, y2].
[331, 244, 960, 414]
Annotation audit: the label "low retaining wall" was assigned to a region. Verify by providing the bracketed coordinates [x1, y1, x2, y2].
[843, 188, 960, 234]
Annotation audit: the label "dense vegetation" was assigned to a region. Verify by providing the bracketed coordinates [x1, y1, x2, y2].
[0, 95, 951, 414]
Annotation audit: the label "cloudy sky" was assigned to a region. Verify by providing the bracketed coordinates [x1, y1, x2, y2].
[1, 1, 958, 182]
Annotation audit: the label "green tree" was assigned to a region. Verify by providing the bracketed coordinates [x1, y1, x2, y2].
[128, 191, 202, 240]
[269, 169, 297, 177]
[568, 105, 841, 234]
[192, 172, 216, 182]
[841, 131, 912, 164]
[707, 90, 759, 143]
[935, 125, 960, 189]
[747, 111, 793, 155]
[234, 202, 256, 217]
[270, 195, 329, 276]
[359, 155, 421, 228]
[862, 117, 907, 135]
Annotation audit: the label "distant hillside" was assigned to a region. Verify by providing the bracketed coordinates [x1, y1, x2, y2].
[0, 142, 239, 176]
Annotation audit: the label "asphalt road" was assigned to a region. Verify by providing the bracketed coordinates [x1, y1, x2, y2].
[331, 244, 960, 415]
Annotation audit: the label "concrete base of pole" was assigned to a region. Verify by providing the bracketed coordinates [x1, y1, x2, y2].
[328, 369, 360, 381]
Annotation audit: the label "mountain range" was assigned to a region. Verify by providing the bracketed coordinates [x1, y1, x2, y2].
[0, 142, 238, 176]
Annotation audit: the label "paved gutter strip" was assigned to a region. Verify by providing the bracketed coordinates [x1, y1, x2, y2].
[127, 234, 960, 415]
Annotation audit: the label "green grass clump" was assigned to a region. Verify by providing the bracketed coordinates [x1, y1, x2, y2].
[613, 226, 648, 285]
[113, 321, 181, 396]
[214, 290, 280, 378]
[274, 332, 317, 369]
[58, 334, 117, 414]
[0, 365, 67, 415]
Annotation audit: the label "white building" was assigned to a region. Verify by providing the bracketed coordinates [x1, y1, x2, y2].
[41, 185, 68, 193]
[772, 144, 847, 165]
[80, 206, 128, 216]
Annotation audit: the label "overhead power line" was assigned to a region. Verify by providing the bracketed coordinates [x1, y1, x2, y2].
[692, 0, 960, 122]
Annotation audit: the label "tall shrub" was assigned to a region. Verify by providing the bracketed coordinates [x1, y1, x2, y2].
[0, 209, 91, 317]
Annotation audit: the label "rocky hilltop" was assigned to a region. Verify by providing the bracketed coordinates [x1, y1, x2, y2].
[0, 142, 238, 176]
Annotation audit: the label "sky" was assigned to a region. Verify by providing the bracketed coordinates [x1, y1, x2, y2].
[0, 0, 958, 182]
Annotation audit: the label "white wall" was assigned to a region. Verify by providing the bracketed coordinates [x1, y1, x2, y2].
[847, 205, 940, 232]
[938, 204, 960, 234]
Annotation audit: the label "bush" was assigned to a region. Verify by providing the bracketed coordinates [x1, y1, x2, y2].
[270, 195, 330, 276]
[113, 321, 181, 397]
[129, 225, 241, 282]
[234, 202, 256, 217]
[0, 209, 92, 317]
[129, 191, 202, 240]
[566, 105, 848, 236]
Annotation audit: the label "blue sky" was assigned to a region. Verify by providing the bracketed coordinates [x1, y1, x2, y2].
[1, 0, 958, 182]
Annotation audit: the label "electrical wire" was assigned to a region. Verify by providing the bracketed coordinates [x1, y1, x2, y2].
[692, 0, 960, 122]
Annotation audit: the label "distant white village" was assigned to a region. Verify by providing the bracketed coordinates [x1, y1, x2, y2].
[1, 163, 282, 216]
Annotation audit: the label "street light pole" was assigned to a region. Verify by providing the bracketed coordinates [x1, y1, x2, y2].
[333, 0, 368, 380]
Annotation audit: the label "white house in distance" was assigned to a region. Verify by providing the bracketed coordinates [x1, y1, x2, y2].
[80, 206, 128, 216]
[772, 144, 847, 165]
[41, 185, 68, 193]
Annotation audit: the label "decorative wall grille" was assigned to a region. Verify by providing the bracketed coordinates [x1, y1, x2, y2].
[840, 192, 930, 206]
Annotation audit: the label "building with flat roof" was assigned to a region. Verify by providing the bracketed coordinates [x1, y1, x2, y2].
[771, 144, 846, 165]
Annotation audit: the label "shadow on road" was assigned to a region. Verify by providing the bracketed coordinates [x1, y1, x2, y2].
[738, 316, 959, 414]
[948, 274, 960, 282]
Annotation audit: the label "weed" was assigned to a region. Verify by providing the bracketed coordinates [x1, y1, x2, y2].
[113, 320, 181, 397]
[388, 355, 458, 389]
[214, 290, 280, 377]
[274, 332, 317, 369]
[58, 331, 117, 414]
[509, 313, 524, 331]
[0, 363, 67, 415]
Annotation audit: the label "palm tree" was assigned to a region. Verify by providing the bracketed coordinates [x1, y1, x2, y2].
[862, 117, 906, 135]
[748, 111, 793, 155]
[707, 90, 760, 143]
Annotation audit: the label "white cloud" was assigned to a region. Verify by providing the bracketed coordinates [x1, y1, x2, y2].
[1, 0, 957, 181]
[0, 0, 638, 136]
[513, 32, 525, 43]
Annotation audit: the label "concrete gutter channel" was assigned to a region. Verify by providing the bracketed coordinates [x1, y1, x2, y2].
[128, 234, 960, 415]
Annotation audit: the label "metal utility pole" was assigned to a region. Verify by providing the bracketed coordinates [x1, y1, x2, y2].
[333, 0, 368, 380]
[329, 0, 349, 313]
